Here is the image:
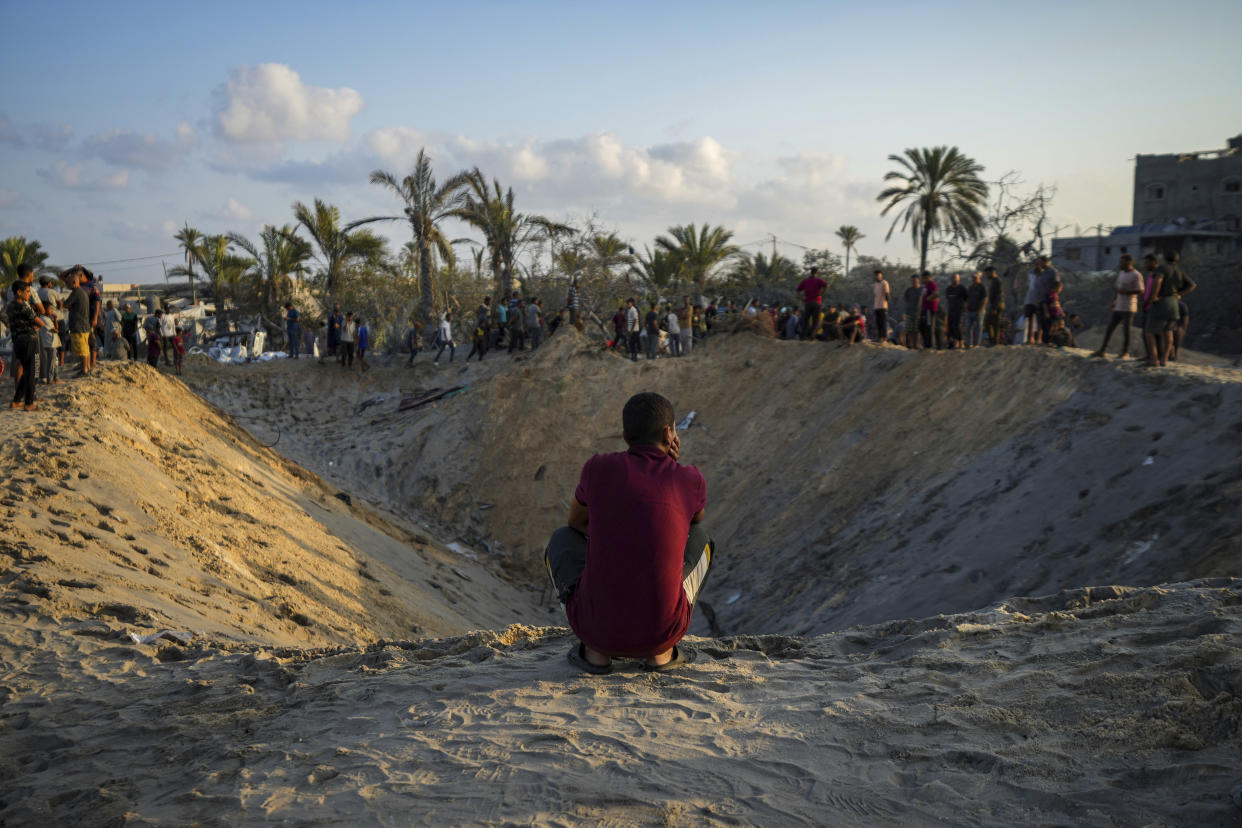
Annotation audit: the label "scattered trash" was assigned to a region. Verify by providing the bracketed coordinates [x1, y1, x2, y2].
[334, 492, 352, 506]
[725, 592, 742, 605]
[129, 629, 194, 646]
[1142, 456, 1155, 466]
[677, 410, 697, 431]
[398, 386, 467, 412]
[446, 542, 478, 560]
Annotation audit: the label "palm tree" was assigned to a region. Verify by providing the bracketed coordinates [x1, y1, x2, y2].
[877, 146, 988, 274]
[453, 167, 573, 298]
[369, 150, 471, 322]
[166, 234, 250, 337]
[835, 225, 865, 279]
[1, 237, 52, 280]
[292, 199, 386, 300]
[629, 245, 681, 294]
[172, 223, 204, 304]
[654, 223, 740, 289]
[228, 225, 312, 313]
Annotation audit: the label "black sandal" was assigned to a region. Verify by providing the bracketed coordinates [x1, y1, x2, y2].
[567, 642, 612, 675]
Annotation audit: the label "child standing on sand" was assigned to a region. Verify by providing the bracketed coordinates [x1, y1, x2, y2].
[173, 327, 186, 376]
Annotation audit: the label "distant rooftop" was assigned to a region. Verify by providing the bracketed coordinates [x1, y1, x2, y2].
[1137, 133, 1242, 162]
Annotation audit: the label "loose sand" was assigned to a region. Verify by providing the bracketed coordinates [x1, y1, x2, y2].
[2, 334, 1240, 825]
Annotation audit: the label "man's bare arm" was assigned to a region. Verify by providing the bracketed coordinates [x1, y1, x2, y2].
[567, 496, 589, 532]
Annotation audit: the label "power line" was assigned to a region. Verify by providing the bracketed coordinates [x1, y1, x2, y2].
[80, 251, 181, 266]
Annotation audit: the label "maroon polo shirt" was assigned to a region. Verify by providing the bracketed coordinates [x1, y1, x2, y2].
[797, 276, 827, 304]
[567, 443, 707, 657]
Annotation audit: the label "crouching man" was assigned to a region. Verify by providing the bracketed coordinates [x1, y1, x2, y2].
[545, 391, 714, 674]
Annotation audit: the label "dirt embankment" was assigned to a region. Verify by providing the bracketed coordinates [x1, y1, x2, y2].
[0, 361, 539, 649]
[186, 332, 1242, 637]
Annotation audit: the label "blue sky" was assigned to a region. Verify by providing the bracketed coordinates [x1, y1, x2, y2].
[2, 0, 1240, 283]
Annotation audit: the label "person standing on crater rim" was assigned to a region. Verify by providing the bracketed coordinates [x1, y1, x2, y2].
[544, 392, 714, 674]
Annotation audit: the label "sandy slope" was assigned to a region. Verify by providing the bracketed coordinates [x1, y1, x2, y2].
[2, 581, 1238, 825]
[187, 332, 1242, 637]
[0, 361, 539, 647]
[2, 340, 1241, 826]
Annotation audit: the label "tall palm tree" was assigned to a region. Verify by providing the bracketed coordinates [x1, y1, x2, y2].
[629, 245, 681, 293]
[1, 236, 52, 280]
[228, 225, 312, 313]
[173, 223, 204, 304]
[453, 168, 574, 298]
[835, 225, 865, 279]
[166, 234, 250, 336]
[369, 149, 471, 322]
[877, 146, 988, 274]
[292, 199, 386, 300]
[654, 223, 740, 289]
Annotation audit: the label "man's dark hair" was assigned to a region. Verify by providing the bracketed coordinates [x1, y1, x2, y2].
[12, 279, 30, 296]
[1163, 250, 1179, 263]
[985, 265, 997, 273]
[921, 270, 931, 278]
[623, 392, 675, 446]
[810, 267, 819, 275]
[17, 263, 34, 279]
[874, 269, 883, 276]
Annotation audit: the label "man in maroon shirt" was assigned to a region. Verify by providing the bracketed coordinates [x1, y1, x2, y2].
[795, 266, 828, 340]
[544, 392, 713, 674]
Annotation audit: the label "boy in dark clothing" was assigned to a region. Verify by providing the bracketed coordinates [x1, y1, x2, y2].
[902, 275, 922, 350]
[5, 280, 43, 409]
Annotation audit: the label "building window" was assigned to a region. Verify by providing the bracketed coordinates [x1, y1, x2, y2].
[1145, 183, 1165, 200]
[1104, 246, 1111, 254]
[1120, 246, 1127, 254]
[1223, 177, 1242, 194]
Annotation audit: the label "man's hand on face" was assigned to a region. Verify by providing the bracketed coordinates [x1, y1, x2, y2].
[665, 427, 681, 462]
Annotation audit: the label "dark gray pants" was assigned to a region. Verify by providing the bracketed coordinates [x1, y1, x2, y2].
[543, 524, 714, 607]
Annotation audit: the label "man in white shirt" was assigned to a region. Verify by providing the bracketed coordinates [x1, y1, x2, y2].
[339, 312, 356, 368]
[1092, 254, 1145, 358]
[871, 270, 890, 342]
[160, 308, 177, 366]
[624, 298, 640, 362]
[434, 312, 455, 363]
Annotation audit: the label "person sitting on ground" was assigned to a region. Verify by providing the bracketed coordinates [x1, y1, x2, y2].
[783, 307, 800, 340]
[1047, 317, 1076, 348]
[544, 391, 713, 674]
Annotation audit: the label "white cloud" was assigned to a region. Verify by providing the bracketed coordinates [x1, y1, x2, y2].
[37, 161, 129, 191]
[215, 63, 364, 145]
[0, 189, 24, 209]
[162, 220, 178, 237]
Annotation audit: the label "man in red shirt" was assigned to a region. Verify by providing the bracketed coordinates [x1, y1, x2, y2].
[795, 266, 828, 340]
[545, 392, 713, 674]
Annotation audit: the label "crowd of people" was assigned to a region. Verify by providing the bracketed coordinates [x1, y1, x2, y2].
[1, 264, 189, 412]
[1, 251, 1202, 409]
